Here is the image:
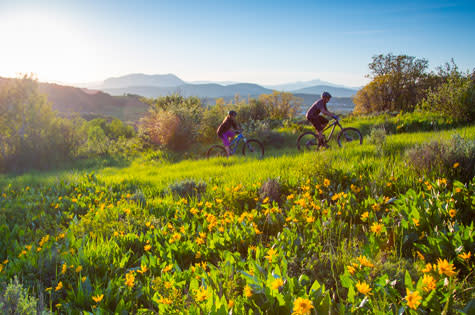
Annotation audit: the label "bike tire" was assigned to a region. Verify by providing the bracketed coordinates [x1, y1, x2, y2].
[206, 145, 227, 159]
[297, 131, 320, 151]
[242, 139, 264, 159]
[337, 128, 363, 147]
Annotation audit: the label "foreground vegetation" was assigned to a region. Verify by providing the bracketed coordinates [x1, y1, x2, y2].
[0, 115, 474, 314]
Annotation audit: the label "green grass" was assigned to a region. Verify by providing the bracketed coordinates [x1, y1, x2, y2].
[0, 116, 473, 314]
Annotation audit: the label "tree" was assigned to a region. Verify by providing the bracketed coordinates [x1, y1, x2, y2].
[354, 54, 430, 113]
[258, 91, 302, 120]
[0, 76, 81, 171]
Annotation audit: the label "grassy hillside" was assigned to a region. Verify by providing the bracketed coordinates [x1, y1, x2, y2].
[0, 116, 473, 314]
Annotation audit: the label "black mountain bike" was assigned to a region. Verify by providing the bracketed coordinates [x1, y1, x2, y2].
[297, 117, 362, 151]
[207, 131, 264, 159]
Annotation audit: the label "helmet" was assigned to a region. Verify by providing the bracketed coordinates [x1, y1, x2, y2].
[322, 91, 332, 98]
[228, 110, 237, 116]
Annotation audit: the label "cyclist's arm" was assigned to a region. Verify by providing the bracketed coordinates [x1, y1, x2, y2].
[321, 108, 337, 118]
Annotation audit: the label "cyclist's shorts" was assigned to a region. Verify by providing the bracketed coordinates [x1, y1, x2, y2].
[220, 130, 235, 146]
[308, 116, 328, 132]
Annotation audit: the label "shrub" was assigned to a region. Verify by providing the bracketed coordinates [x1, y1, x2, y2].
[419, 71, 475, 123]
[139, 95, 202, 151]
[167, 179, 207, 199]
[259, 179, 281, 204]
[0, 277, 39, 315]
[406, 134, 475, 183]
[367, 126, 387, 146]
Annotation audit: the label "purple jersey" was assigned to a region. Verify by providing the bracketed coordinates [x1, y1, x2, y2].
[306, 98, 328, 119]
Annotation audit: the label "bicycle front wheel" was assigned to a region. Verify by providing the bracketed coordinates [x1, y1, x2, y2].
[242, 139, 264, 159]
[337, 128, 363, 147]
[206, 145, 227, 159]
[297, 131, 319, 151]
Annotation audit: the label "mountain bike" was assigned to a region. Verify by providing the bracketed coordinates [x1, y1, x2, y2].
[207, 131, 264, 159]
[297, 117, 362, 151]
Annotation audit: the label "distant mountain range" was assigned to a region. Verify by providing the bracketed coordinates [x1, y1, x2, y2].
[90, 73, 358, 99]
[0, 73, 358, 122]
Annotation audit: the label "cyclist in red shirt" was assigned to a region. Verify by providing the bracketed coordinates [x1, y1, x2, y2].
[306, 92, 338, 145]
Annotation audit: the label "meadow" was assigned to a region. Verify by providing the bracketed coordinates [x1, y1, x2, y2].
[0, 114, 474, 314]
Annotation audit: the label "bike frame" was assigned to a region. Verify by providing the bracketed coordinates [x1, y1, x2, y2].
[229, 133, 245, 155]
[321, 119, 342, 141]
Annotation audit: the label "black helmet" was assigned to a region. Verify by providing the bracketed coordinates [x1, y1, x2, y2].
[322, 91, 332, 98]
[228, 110, 237, 116]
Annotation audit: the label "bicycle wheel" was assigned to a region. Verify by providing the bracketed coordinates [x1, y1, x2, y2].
[242, 139, 264, 158]
[337, 128, 363, 147]
[206, 145, 227, 158]
[297, 131, 319, 151]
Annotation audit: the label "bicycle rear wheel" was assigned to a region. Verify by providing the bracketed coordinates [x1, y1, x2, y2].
[242, 139, 264, 159]
[206, 145, 227, 158]
[337, 128, 363, 147]
[297, 131, 320, 151]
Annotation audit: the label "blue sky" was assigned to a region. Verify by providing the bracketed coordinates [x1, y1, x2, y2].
[0, 0, 473, 86]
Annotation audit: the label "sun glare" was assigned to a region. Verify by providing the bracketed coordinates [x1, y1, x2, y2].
[0, 12, 96, 83]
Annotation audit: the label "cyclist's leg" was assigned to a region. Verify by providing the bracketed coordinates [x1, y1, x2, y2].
[309, 116, 325, 144]
[221, 130, 235, 156]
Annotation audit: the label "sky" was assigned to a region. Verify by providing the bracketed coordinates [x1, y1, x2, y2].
[0, 0, 474, 87]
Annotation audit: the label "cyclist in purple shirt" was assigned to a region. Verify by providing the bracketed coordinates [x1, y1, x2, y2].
[217, 110, 240, 156]
[306, 92, 338, 145]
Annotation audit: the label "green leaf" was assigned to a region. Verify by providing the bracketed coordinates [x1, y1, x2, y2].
[405, 270, 414, 291]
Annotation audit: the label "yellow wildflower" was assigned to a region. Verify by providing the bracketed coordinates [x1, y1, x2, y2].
[422, 263, 432, 273]
[459, 252, 471, 260]
[195, 286, 209, 302]
[449, 209, 456, 218]
[293, 297, 314, 315]
[323, 178, 330, 187]
[370, 222, 383, 235]
[265, 248, 277, 263]
[162, 264, 173, 273]
[437, 258, 456, 277]
[92, 294, 104, 303]
[347, 265, 356, 275]
[453, 162, 459, 168]
[55, 281, 63, 291]
[125, 272, 135, 288]
[137, 265, 148, 274]
[61, 263, 67, 275]
[421, 274, 436, 292]
[355, 281, 371, 295]
[75, 266, 83, 273]
[360, 212, 369, 221]
[271, 278, 284, 290]
[405, 289, 422, 310]
[357, 255, 374, 268]
[228, 299, 235, 308]
[412, 218, 420, 226]
[144, 244, 152, 251]
[243, 285, 253, 298]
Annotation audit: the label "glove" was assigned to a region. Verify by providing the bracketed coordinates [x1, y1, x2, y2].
[332, 115, 339, 120]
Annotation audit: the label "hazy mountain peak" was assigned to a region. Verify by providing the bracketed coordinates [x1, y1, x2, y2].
[102, 73, 185, 89]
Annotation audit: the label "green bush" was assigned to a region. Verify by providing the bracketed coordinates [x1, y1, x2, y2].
[0, 277, 40, 315]
[0, 77, 84, 172]
[419, 71, 475, 123]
